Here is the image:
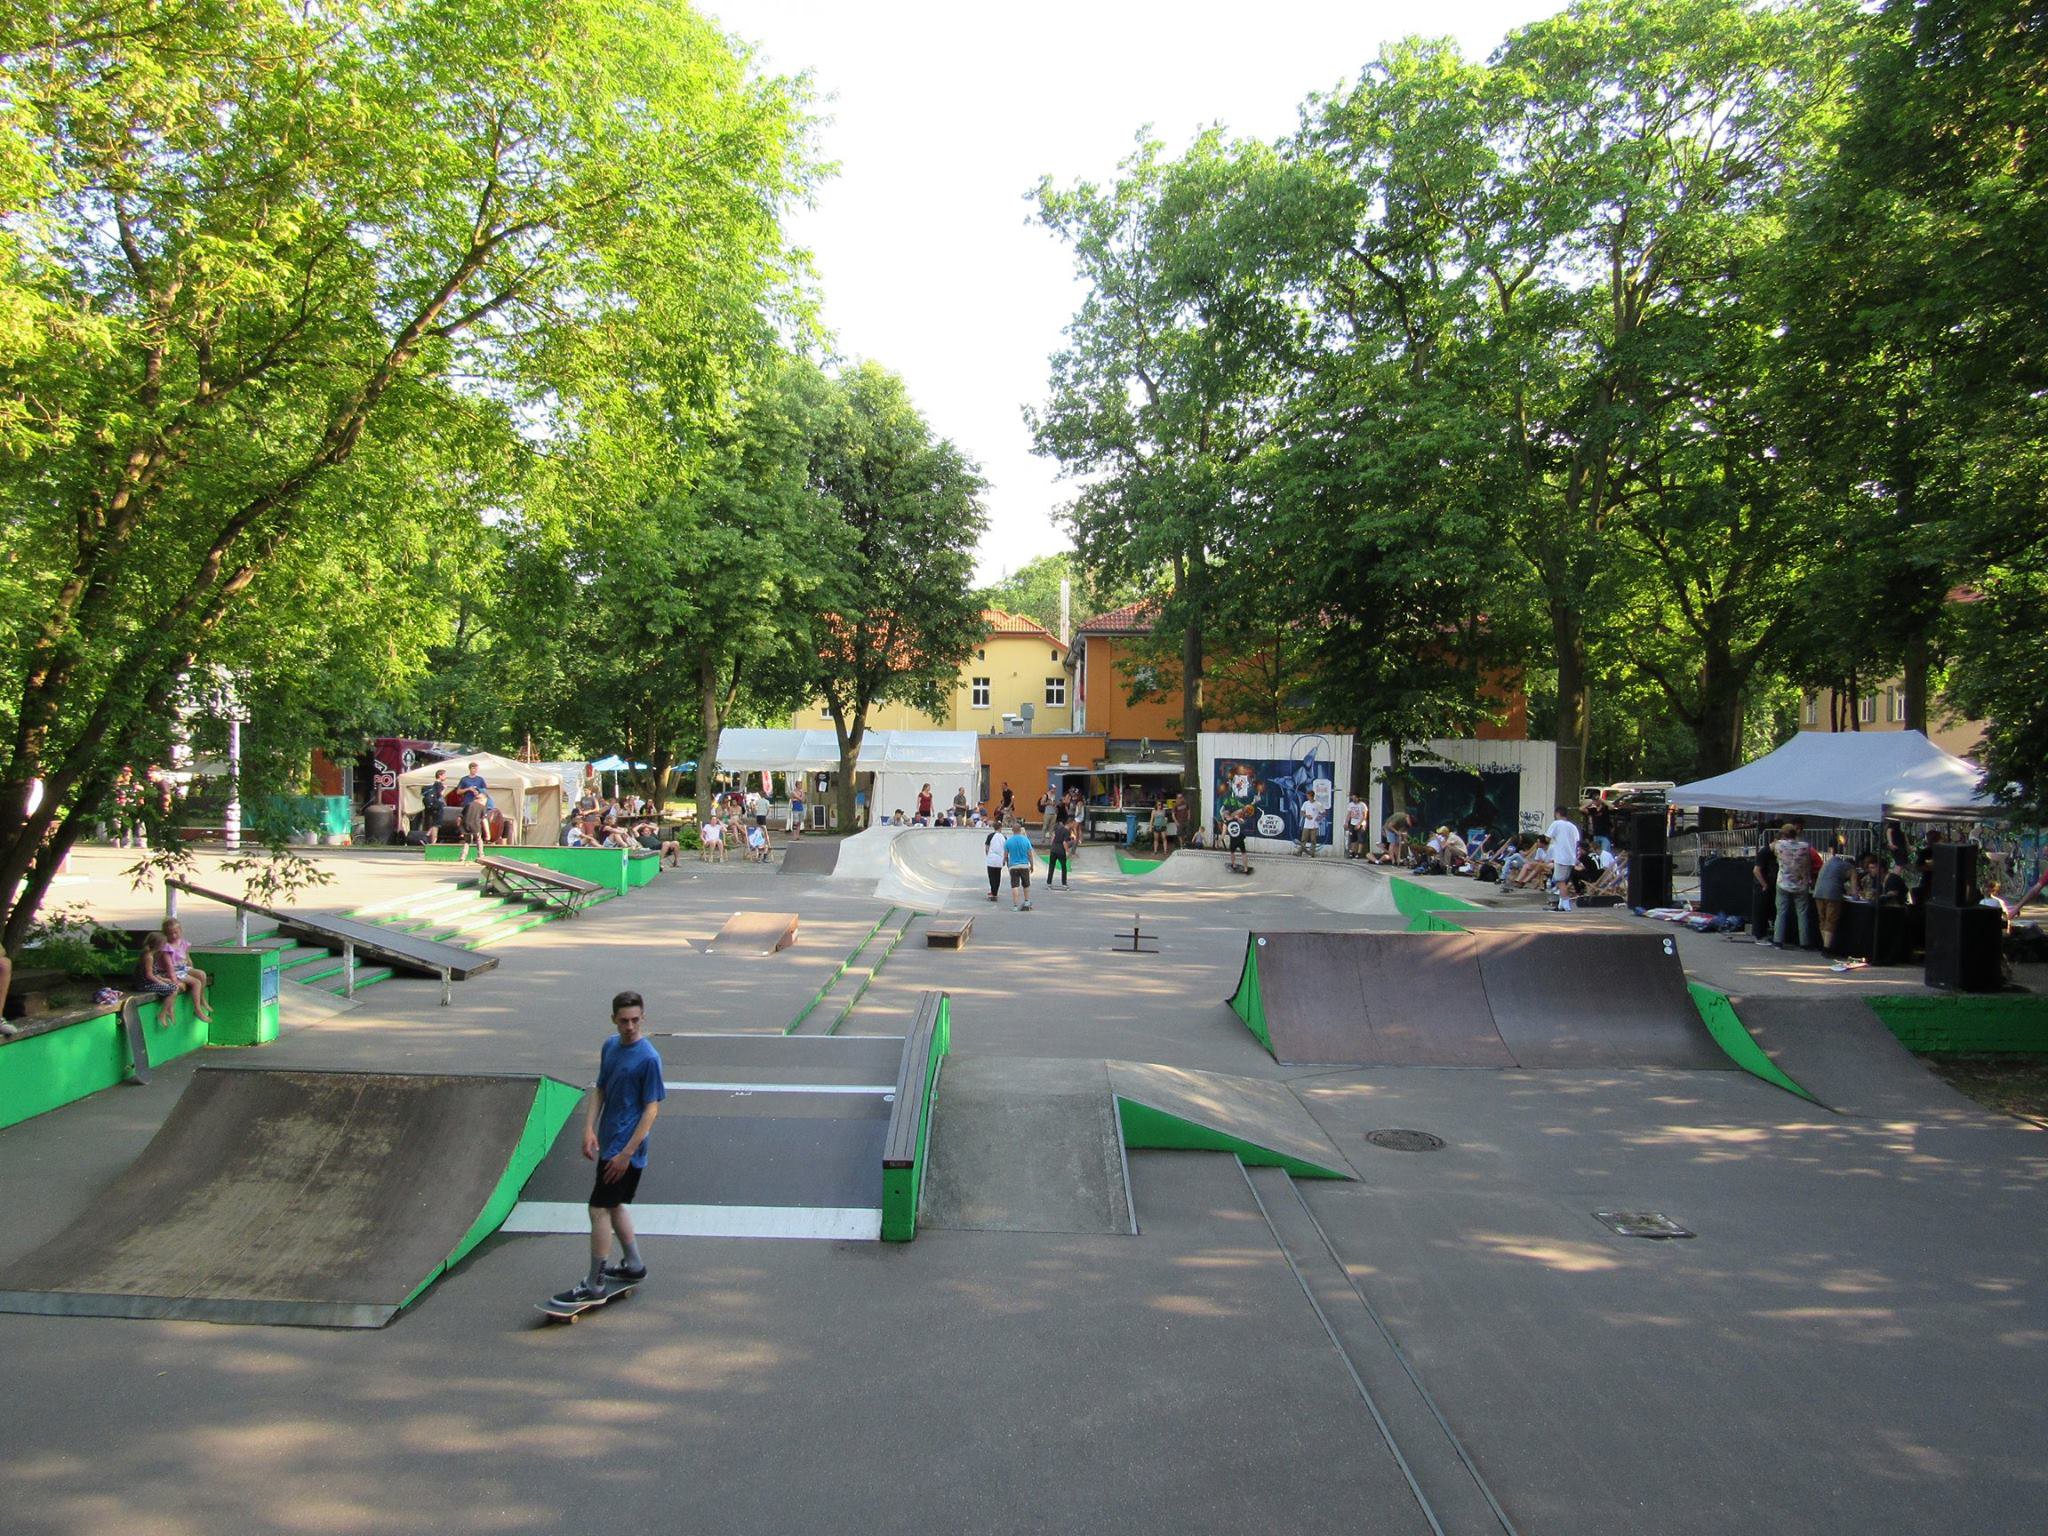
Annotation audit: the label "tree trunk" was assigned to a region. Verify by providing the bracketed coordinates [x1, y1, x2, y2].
[1902, 626, 1930, 734]
[1693, 648, 1746, 781]
[827, 701, 864, 831]
[696, 654, 722, 825]
[1551, 603, 1589, 815]
[1180, 610, 1204, 804]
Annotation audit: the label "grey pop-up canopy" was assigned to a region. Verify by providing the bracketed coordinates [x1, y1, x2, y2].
[1668, 730, 2000, 823]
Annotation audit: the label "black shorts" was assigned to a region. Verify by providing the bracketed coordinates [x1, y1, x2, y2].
[1229, 833, 1247, 852]
[1009, 865, 1030, 888]
[588, 1162, 644, 1209]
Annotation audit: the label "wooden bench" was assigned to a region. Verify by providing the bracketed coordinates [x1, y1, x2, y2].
[926, 917, 974, 950]
[881, 990, 951, 1242]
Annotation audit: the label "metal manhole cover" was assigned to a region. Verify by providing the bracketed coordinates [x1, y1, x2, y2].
[1364, 1129, 1446, 1153]
[1594, 1210, 1695, 1240]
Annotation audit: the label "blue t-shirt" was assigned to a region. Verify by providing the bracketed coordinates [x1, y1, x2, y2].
[1005, 832, 1032, 867]
[596, 1035, 666, 1167]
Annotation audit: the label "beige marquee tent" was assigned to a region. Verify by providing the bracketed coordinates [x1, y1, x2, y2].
[395, 751, 565, 845]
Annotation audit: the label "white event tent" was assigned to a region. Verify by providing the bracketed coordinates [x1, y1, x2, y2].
[1669, 730, 2000, 823]
[714, 729, 979, 822]
[395, 751, 565, 845]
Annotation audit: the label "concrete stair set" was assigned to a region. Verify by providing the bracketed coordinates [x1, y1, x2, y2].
[249, 877, 605, 997]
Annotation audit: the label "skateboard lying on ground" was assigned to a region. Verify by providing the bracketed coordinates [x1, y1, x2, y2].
[536, 1280, 638, 1323]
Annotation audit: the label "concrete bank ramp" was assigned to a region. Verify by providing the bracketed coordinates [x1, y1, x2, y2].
[1110, 1061, 1354, 1179]
[921, 1057, 1132, 1234]
[778, 838, 842, 876]
[1141, 851, 1404, 917]
[708, 910, 800, 955]
[1231, 929, 1728, 1071]
[832, 826, 995, 909]
[0, 1067, 580, 1327]
[1733, 995, 2012, 1121]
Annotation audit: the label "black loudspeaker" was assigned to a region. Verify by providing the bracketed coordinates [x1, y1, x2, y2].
[1628, 853, 1674, 910]
[1631, 811, 1668, 857]
[1924, 904, 2002, 992]
[1929, 843, 1980, 908]
[1698, 856, 1754, 918]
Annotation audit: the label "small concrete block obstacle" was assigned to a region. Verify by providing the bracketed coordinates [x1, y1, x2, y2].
[1110, 911, 1158, 954]
[926, 916, 974, 950]
[708, 910, 800, 956]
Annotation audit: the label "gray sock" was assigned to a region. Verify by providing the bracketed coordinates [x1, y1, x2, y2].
[586, 1254, 608, 1291]
[621, 1239, 642, 1269]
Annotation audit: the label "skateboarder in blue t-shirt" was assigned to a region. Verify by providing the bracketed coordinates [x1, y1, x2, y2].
[1005, 828, 1034, 911]
[552, 990, 666, 1308]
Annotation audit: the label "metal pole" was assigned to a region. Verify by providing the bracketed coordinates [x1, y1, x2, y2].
[236, 907, 248, 947]
[224, 717, 242, 853]
[343, 938, 355, 999]
[440, 967, 452, 1007]
[166, 884, 179, 921]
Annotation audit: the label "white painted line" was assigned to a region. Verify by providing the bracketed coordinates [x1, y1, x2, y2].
[501, 1202, 882, 1241]
[662, 1081, 894, 1096]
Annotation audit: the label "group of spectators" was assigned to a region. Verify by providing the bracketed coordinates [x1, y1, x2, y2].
[416, 762, 498, 856]
[1758, 822, 2047, 952]
[1371, 802, 1630, 912]
[695, 789, 774, 863]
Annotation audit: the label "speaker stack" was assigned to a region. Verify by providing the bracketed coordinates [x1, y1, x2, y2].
[1924, 842, 2000, 991]
[1697, 856, 1755, 919]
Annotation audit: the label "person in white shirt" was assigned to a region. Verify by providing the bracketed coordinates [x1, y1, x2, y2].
[983, 827, 1007, 902]
[1344, 795, 1369, 859]
[1298, 792, 1323, 857]
[1544, 806, 1583, 910]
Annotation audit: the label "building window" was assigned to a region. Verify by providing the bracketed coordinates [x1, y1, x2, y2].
[1858, 693, 1876, 724]
[976, 648, 985, 660]
[1889, 688, 1909, 723]
[971, 677, 990, 709]
[820, 704, 832, 720]
[1802, 694, 1818, 728]
[1045, 677, 1066, 707]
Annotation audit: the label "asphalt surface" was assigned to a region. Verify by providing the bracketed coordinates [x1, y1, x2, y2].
[0, 841, 2041, 1534]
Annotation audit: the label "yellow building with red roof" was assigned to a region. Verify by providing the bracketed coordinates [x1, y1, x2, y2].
[790, 609, 1074, 735]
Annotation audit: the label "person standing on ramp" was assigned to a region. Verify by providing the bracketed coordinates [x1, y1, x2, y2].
[552, 990, 665, 1309]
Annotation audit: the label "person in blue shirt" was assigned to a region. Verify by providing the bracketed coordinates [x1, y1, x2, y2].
[552, 990, 666, 1307]
[1004, 827, 1035, 911]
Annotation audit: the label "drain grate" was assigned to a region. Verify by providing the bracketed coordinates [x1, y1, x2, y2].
[1364, 1129, 1446, 1153]
[1594, 1210, 1695, 1240]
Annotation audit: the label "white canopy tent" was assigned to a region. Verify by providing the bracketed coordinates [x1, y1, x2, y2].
[714, 729, 979, 823]
[395, 751, 565, 845]
[1669, 730, 2000, 823]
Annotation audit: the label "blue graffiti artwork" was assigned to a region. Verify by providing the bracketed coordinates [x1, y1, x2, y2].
[1213, 737, 1337, 843]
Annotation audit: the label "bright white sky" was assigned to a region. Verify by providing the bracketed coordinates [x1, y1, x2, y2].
[703, 1, 1553, 583]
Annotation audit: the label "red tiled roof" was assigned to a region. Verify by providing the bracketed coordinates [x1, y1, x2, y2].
[1075, 597, 1160, 635]
[983, 608, 1062, 645]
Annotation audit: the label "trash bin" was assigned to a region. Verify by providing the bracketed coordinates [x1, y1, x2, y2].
[364, 804, 397, 845]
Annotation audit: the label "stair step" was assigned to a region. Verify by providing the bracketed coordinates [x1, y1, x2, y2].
[303, 965, 396, 995]
[282, 956, 346, 985]
[1242, 1165, 1509, 1536]
[461, 913, 557, 948]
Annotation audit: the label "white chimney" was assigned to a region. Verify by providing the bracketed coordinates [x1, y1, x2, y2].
[1059, 577, 1071, 645]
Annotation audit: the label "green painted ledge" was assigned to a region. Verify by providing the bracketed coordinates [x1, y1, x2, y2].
[1405, 909, 1470, 934]
[1869, 994, 2048, 1054]
[1389, 876, 1483, 919]
[1116, 849, 1165, 876]
[423, 843, 636, 894]
[1116, 1096, 1349, 1180]
[1228, 936, 1274, 1055]
[1687, 983, 1815, 1102]
[0, 994, 210, 1131]
[881, 995, 951, 1242]
[402, 1075, 584, 1309]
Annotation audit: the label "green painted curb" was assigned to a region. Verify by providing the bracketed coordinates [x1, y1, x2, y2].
[0, 993, 210, 1130]
[881, 994, 950, 1242]
[785, 910, 894, 1034]
[401, 1074, 584, 1309]
[1687, 983, 1816, 1102]
[1869, 994, 2048, 1054]
[1116, 1096, 1348, 1179]
[1228, 936, 1274, 1055]
[1116, 849, 1165, 876]
[1388, 876, 1483, 918]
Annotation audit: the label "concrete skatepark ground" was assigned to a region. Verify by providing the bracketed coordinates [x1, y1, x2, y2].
[0, 840, 2042, 1533]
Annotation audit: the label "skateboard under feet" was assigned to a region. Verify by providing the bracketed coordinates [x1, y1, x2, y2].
[537, 1280, 639, 1323]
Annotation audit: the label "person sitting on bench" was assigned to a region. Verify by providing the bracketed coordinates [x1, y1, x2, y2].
[633, 821, 681, 868]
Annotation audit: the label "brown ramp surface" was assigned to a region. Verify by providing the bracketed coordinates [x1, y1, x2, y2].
[1733, 995, 2004, 1120]
[708, 910, 800, 955]
[1473, 928, 1728, 1070]
[1252, 931, 1513, 1067]
[0, 1067, 556, 1327]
